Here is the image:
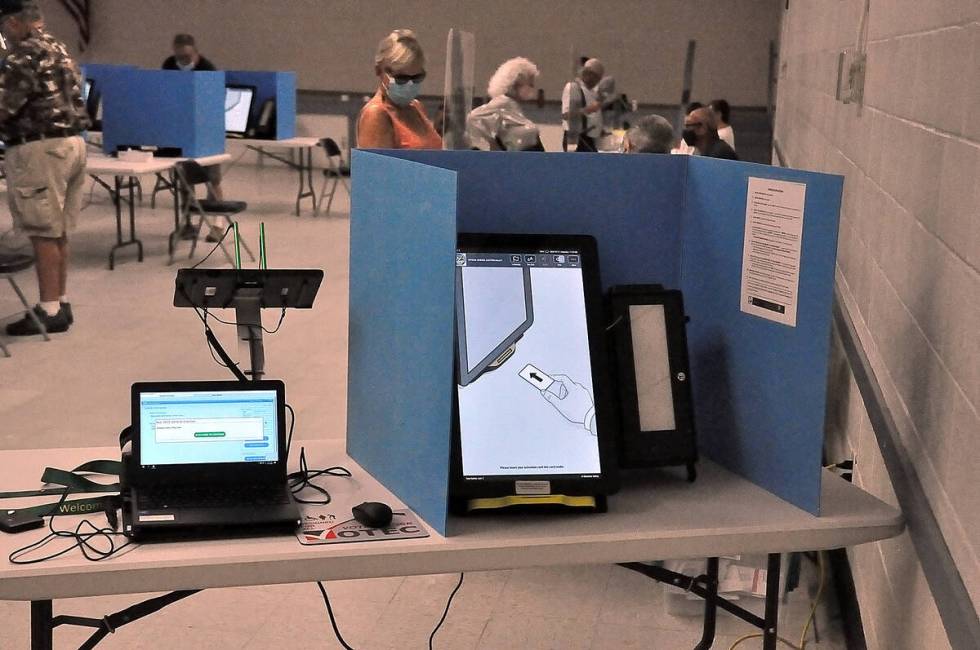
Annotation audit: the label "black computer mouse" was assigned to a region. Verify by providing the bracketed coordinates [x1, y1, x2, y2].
[351, 501, 394, 528]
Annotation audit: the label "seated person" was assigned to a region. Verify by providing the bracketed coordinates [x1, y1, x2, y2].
[162, 33, 216, 71]
[162, 33, 223, 238]
[682, 107, 738, 160]
[622, 114, 674, 154]
[466, 57, 543, 151]
[357, 29, 442, 150]
[710, 99, 735, 151]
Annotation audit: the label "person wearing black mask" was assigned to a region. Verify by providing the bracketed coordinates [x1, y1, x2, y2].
[682, 107, 737, 160]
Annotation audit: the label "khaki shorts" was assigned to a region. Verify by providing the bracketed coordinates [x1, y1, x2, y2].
[5, 135, 87, 239]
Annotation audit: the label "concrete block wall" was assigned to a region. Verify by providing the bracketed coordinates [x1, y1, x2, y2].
[775, 1, 978, 647]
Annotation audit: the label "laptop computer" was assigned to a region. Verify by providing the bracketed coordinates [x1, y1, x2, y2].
[123, 379, 301, 541]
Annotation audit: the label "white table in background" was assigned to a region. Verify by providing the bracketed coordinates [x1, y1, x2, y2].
[0, 438, 902, 650]
[85, 153, 231, 269]
[228, 136, 320, 215]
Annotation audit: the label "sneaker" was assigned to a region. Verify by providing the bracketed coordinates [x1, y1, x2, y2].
[5, 305, 70, 336]
[61, 301, 73, 325]
[179, 222, 199, 241]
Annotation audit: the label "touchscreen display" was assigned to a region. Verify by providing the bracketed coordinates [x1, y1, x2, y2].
[225, 86, 254, 133]
[455, 249, 601, 478]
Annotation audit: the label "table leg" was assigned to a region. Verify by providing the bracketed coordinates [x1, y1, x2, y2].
[693, 557, 720, 650]
[294, 147, 317, 216]
[168, 168, 182, 263]
[31, 600, 53, 650]
[762, 553, 782, 650]
[129, 176, 144, 263]
[306, 148, 316, 213]
[107, 175, 144, 270]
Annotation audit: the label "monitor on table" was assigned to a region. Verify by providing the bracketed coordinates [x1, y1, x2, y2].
[225, 85, 256, 136]
[451, 233, 618, 507]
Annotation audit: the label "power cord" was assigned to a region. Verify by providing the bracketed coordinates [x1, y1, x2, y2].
[429, 572, 465, 649]
[316, 581, 356, 650]
[283, 405, 353, 504]
[203, 306, 287, 335]
[314, 572, 466, 650]
[8, 492, 130, 565]
[189, 223, 234, 269]
[288, 448, 352, 505]
[727, 552, 826, 650]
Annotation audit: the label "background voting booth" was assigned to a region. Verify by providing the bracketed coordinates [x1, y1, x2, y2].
[84, 68, 296, 156]
[346, 150, 843, 536]
[224, 70, 297, 140]
[99, 69, 225, 158]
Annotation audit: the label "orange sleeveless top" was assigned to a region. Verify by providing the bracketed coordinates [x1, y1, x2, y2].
[360, 97, 443, 150]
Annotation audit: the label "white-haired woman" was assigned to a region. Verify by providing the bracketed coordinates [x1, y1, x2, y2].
[357, 29, 442, 149]
[466, 57, 544, 151]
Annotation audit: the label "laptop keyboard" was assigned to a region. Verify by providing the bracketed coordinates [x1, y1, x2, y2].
[138, 484, 291, 510]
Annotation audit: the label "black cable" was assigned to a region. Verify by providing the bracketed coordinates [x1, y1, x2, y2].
[8, 496, 131, 565]
[192, 306, 248, 382]
[202, 306, 287, 335]
[316, 581, 357, 650]
[429, 573, 465, 650]
[189, 223, 234, 269]
[288, 448, 352, 505]
[283, 406, 352, 504]
[285, 402, 295, 456]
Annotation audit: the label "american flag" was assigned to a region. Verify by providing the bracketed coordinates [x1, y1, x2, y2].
[56, 0, 91, 51]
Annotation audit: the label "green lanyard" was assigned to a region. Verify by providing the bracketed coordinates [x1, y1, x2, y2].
[0, 459, 121, 519]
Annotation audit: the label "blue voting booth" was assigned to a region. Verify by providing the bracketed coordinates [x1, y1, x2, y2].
[225, 71, 297, 140]
[346, 151, 843, 535]
[100, 70, 225, 157]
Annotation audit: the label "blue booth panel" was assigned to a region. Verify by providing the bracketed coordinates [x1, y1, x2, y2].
[680, 157, 843, 515]
[346, 150, 843, 534]
[225, 71, 296, 140]
[346, 151, 459, 535]
[101, 70, 225, 157]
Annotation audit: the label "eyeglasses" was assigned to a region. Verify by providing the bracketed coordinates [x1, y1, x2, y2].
[387, 71, 426, 85]
[684, 122, 705, 129]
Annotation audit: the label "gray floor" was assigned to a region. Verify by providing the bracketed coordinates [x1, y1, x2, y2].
[1, 161, 842, 649]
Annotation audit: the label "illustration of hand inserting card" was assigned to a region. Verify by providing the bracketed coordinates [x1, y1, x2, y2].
[520, 364, 597, 435]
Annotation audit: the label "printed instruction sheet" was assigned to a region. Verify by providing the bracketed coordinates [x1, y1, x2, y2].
[740, 177, 807, 327]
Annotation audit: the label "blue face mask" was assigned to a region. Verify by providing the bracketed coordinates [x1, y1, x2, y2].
[386, 76, 422, 106]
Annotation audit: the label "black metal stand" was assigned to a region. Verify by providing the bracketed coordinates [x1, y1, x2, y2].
[234, 290, 265, 380]
[245, 144, 317, 215]
[30, 600, 52, 650]
[621, 553, 782, 649]
[91, 174, 144, 270]
[30, 591, 199, 650]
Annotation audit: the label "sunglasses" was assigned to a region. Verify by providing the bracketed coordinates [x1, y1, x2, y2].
[388, 71, 426, 85]
[684, 122, 705, 129]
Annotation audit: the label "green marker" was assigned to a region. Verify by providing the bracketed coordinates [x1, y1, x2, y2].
[233, 221, 241, 269]
[259, 222, 267, 270]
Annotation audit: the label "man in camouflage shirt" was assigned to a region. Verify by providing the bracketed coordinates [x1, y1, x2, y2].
[1, 0, 89, 335]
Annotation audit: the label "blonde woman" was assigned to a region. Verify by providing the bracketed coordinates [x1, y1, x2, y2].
[466, 57, 544, 151]
[357, 29, 442, 149]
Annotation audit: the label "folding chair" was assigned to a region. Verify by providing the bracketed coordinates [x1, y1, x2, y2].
[172, 160, 255, 265]
[0, 252, 50, 356]
[315, 138, 350, 217]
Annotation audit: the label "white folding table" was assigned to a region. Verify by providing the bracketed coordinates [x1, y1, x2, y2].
[85, 153, 232, 269]
[228, 137, 321, 215]
[0, 439, 903, 650]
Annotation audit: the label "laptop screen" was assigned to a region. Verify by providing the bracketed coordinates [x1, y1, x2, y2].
[225, 85, 255, 135]
[455, 245, 602, 479]
[138, 388, 280, 466]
